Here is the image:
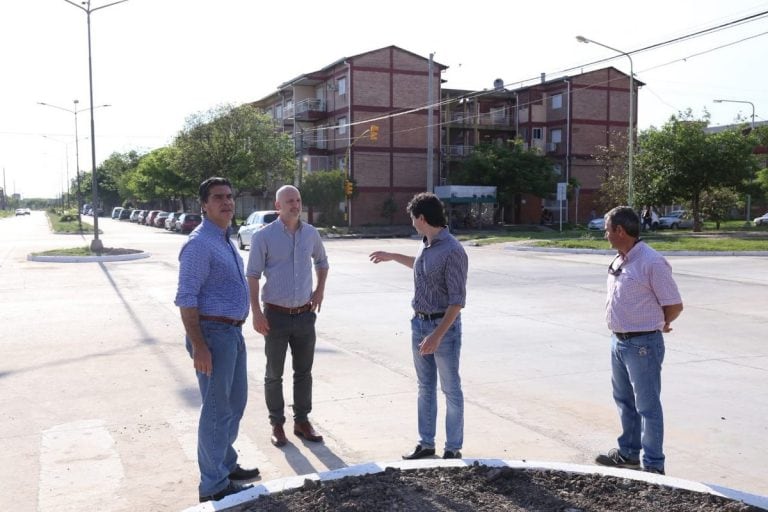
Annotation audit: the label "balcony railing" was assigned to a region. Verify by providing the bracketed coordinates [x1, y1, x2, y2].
[294, 98, 326, 121]
[442, 145, 474, 158]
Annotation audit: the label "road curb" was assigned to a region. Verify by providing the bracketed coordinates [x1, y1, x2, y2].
[182, 459, 768, 511]
[27, 251, 150, 263]
[504, 245, 768, 257]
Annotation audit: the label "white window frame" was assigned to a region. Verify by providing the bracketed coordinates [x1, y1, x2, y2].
[532, 127, 543, 140]
[551, 129, 562, 144]
[338, 116, 347, 135]
[552, 93, 563, 109]
[337, 77, 347, 96]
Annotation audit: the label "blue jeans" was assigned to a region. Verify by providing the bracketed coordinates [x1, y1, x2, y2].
[186, 321, 248, 496]
[411, 315, 464, 452]
[263, 310, 317, 425]
[611, 331, 665, 470]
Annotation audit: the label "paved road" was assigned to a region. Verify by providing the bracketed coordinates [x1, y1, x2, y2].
[1, 212, 766, 511]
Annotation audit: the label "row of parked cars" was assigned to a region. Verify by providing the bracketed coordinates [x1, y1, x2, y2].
[111, 207, 202, 234]
[587, 210, 695, 231]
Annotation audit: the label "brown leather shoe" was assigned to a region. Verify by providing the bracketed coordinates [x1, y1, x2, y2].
[293, 421, 323, 442]
[271, 424, 287, 447]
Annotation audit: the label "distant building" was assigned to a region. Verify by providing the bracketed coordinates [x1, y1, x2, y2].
[442, 67, 642, 224]
[253, 45, 638, 226]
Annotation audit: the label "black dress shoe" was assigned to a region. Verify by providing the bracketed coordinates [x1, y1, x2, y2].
[402, 444, 435, 460]
[443, 450, 462, 459]
[199, 481, 253, 503]
[229, 464, 260, 481]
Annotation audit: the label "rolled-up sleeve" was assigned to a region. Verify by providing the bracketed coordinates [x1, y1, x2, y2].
[312, 231, 329, 270]
[445, 248, 468, 307]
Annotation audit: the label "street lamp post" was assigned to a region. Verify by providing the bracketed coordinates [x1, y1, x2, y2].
[64, 0, 128, 253]
[714, 98, 757, 222]
[38, 100, 111, 232]
[577, 35, 635, 210]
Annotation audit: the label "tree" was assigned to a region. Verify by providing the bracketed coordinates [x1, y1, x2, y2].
[173, 104, 295, 203]
[449, 141, 558, 215]
[635, 110, 759, 231]
[124, 146, 194, 211]
[301, 170, 346, 226]
[699, 187, 742, 229]
[80, 151, 141, 210]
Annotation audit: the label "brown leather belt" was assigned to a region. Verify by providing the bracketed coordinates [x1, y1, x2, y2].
[264, 303, 312, 315]
[199, 315, 245, 327]
[613, 330, 658, 341]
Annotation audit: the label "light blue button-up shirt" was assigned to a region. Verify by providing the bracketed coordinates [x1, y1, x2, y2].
[246, 217, 329, 308]
[174, 218, 249, 320]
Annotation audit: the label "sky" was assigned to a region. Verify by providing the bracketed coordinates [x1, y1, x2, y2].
[1, 0, 767, 199]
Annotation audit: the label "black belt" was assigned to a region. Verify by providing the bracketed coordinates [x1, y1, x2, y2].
[613, 330, 658, 341]
[415, 311, 445, 321]
[199, 315, 245, 327]
[264, 303, 312, 315]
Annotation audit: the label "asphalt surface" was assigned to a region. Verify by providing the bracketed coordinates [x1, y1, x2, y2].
[1, 212, 766, 511]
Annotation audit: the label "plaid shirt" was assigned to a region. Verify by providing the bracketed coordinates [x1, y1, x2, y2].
[606, 241, 681, 332]
[412, 228, 468, 313]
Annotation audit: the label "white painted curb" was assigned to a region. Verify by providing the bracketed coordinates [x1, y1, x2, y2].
[27, 251, 150, 263]
[182, 459, 768, 511]
[504, 245, 768, 257]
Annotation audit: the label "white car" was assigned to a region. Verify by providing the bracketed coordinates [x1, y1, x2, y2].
[754, 213, 768, 226]
[15, 208, 28, 216]
[587, 216, 605, 231]
[658, 210, 694, 229]
[237, 210, 278, 249]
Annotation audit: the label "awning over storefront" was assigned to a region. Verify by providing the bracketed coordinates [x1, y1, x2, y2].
[434, 185, 497, 204]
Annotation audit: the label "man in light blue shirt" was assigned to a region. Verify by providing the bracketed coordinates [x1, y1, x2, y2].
[246, 185, 329, 448]
[175, 177, 260, 503]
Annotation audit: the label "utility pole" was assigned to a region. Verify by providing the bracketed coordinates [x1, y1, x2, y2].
[427, 52, 435, 192]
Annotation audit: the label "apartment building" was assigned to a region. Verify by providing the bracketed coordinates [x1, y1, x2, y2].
[251, 45, 444, 226]
[442, 67, 641, 224]
[252, 44, 637, 226]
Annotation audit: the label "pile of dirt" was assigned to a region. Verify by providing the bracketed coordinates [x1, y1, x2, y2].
[236, 464, 763, 512]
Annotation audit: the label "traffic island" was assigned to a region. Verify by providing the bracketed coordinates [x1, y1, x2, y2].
[28, 247, 149, 263]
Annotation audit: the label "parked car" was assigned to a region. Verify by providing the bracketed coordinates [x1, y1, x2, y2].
[111, 207, 123, 219]
[587, 216, 605, 231]
[658, 210, 694, 229]
[153, 211, 169, 227]
[145, 210, 161, 227]
[137, 210, 150, 225]
[176, 213, 202, 234]
[118, 208, 133, 220]
[165, 212, 181, 230]
[129, 210, 143, 223]
[237, 210, 279, 249]
[15, 208, 27, 216]
[753, 212, 768, 226]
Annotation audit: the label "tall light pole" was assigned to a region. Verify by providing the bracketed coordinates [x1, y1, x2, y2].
[64, 0, 128, 252]
[577, 35, 635, 209]
[714, 98, 757, 221]
[38, 101, 111, 231]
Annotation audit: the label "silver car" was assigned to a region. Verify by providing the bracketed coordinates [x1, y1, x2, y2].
[237, 210, 278, 249]
[658, 210, 694, 229]
[753, 213, 768, 226]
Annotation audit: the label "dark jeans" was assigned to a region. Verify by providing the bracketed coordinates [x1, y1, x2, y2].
[263, 310, 317, 425]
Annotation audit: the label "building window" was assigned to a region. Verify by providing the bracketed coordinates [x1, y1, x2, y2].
[337, 77, 346, 96]
[275, 105, 283, 120]
[551, 129, 562, 144]
[552, 93, 563, 109]
[338, 117, 347, 135]
[553, 163, 562, 176]
[532, 127, 543, 140]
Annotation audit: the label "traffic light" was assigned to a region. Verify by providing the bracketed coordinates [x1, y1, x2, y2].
[344, 180, 354, 197]
[369, 124, 379, 142]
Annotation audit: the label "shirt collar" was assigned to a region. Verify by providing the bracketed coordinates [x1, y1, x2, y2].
[422, 226, 448, 247]
[201, 217, 233, 238]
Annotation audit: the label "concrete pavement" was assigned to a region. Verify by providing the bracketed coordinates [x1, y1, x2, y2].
[0, 212, 766, 510]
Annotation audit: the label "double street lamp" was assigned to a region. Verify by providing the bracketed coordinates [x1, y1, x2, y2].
[714, 98, 757, 222]
[38, 100, 110, 231]
[63, 0, 128, 252]
[576, 35, 635, 210]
